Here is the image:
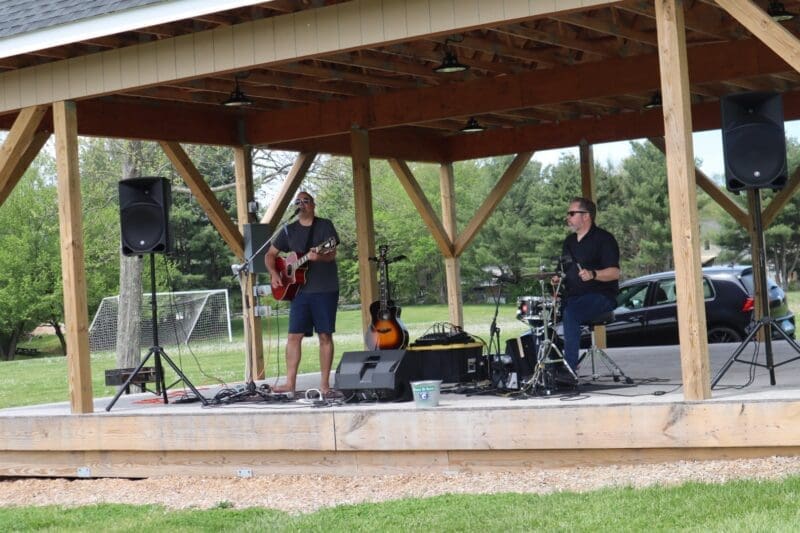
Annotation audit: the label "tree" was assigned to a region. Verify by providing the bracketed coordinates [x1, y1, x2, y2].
[715, 138, 800, 289]
[602, 141, 673, 277]
[0, 159, 61, 360]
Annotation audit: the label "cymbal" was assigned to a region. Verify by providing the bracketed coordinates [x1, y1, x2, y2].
[521, 271, 559, 279]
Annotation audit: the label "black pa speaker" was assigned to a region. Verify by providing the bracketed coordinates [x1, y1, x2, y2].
[119, 177, 172, 256]
[243, 223, 272, 274]
[334, 350, 422, 401]
[721, 92, 787, 191]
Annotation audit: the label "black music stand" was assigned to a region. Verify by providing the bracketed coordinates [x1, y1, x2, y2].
[712, 190, 800, 388]
[106, 254, 208, 411]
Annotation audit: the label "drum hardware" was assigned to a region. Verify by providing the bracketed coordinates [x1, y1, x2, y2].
[514, 265, 577, 395]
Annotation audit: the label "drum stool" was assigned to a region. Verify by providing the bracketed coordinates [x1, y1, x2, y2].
[578, 311, 634, 384]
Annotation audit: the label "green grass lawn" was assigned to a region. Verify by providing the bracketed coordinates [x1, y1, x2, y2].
[1, 304, 530, 409]
[3, 476, 800, 532]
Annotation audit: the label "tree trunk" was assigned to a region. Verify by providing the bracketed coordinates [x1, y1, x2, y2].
[0, 323, 23, 361]
[49, 318, 67, 355]
[116, 155, 144, 391]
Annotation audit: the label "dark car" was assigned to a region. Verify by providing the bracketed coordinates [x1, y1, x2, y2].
[595, 266, 795, 347]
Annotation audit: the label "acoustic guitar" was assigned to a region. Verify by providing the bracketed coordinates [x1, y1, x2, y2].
[365, 245, 409, 350]
[270, 236, 337, 301]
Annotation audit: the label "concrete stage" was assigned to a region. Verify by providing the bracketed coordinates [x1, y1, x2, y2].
[3, 341, 800, 478]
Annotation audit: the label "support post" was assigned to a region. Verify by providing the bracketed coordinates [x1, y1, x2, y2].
[655, 0, 710, 400]
[439, 163, 463, 327]
[579, 139, 606, 348]
[53, 101, 93, 414]
[234, 146, 264, 380]
[351, 127, 378, 335]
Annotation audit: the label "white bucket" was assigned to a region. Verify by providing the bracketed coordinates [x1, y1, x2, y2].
[410, 380, 442, 407]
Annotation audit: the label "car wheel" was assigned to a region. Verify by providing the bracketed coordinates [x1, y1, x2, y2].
[707, 326, 742, 343]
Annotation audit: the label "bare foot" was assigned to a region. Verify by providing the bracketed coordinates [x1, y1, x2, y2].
[272, 383, 295, 394]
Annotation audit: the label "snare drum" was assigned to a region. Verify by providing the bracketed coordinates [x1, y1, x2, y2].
[516, 295, 559, 327]
[516, 296, 544, 326]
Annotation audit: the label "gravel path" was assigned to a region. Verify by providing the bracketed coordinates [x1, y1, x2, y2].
[2, 457, 800, 514]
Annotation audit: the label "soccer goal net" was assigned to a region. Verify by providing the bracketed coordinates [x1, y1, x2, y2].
[89, 289, 232, 352]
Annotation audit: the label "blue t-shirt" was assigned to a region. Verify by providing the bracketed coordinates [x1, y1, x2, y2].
[272, 217, 339, 293]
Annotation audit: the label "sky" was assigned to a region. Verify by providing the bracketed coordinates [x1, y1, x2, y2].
[532, 121, 800, 180]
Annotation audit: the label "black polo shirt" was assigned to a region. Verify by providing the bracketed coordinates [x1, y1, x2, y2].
[561, 224, 619, 300]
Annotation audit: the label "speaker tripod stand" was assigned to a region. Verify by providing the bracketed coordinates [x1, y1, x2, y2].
[106, 254, 208, 411]
[712, 190, 800, 388]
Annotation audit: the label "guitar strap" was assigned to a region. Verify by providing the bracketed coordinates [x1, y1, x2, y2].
[302, 217, 317, 253]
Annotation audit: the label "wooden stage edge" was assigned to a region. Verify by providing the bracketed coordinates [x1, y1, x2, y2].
[3, 396, 800, 478]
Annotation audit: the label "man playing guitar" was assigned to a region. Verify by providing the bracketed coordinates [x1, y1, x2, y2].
[265, 191, 339, 396]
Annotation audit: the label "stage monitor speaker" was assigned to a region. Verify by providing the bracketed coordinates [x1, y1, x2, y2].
[334, 350, 422, 401]
[721, 92, 787, 192]
[119, 177, 172, 256]
[243, 223, 272, 273]
[505, 331, 537, 380]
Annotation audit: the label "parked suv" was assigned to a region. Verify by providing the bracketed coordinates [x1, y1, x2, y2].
[594, 266, 795, 347]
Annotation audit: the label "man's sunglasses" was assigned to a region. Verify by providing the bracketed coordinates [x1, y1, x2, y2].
[567, 210, 588, 217]
[295, 198, 313, 205]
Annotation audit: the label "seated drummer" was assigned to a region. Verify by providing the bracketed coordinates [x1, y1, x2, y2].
[554, 197, 620, 374]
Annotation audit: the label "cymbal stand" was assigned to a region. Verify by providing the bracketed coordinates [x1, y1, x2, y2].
[523, 277, 576, 395]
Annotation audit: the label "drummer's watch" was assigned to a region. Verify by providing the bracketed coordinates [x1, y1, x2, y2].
[591, 269, 597, 280]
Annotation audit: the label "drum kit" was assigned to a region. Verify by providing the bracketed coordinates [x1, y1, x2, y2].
[513, 268, 578, 395]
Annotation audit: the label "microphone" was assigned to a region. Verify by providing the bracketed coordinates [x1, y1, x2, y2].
[290, 207, 301, 218]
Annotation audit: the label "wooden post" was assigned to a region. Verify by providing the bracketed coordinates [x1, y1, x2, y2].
[53, 101, 93, 414]
[234, 146, 264, 381]
[579, 139, 596, 202]
[439, 163, 463, 327]
[350, 128, 378, 335]
[747, 191, 767, 342]
[579, 139, 606, 348]
[655, 0, 710, 400]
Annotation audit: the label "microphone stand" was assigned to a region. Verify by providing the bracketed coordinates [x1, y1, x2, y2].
[221, 210, 299, 403]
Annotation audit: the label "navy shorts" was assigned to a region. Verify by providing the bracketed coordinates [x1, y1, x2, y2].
[288, 290, 338, 336]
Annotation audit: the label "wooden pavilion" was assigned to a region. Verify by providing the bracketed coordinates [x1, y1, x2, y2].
[3, 0, 800, 476]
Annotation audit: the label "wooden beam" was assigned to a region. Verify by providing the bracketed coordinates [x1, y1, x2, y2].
[234, 146, 264, 382]
[159, 141, 244, 259]
[53, 101, 93, 414]
[270, 128, 449, 163]
[649, 137, 750, 229]
[715, 0, 800, 74]
[762, 165, 800, 228]
[0, 130, 49, 208]
[387, 159, 453, 258]
[439, 163, 463, 328]
[444, 89, 800, 162]
[0, 105, 49, 205]
[454, 153, 533, 256]
[579, 140, 596, 203]
[655, 0, 710, 401]
[246, 36, 792, 145]
[747, 191, 768, 332]
[351, 128, 378, 336]
[261, 152, 316, 227]
[578, 139, 606, 348]
[76, 100, 241, 146]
